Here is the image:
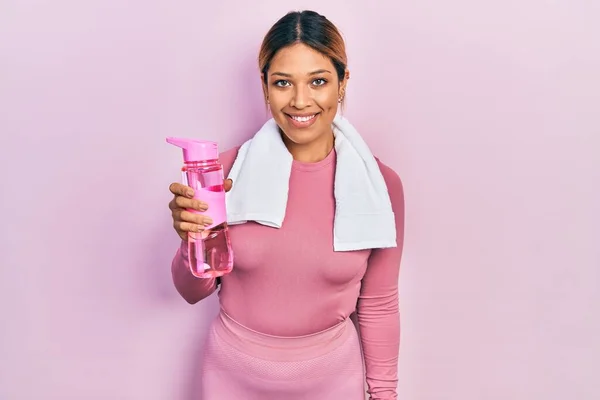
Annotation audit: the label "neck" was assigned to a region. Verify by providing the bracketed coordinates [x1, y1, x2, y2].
[282, 130, 334, 163]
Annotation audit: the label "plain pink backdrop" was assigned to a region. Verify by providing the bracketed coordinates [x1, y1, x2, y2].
[1, 1, 599, 399]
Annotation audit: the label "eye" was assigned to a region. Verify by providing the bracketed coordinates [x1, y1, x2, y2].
[312, 78, 327, 86]
[274, 80, 291, 87]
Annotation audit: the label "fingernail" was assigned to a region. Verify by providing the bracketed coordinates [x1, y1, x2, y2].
[204, 218, 213, 226]
[198, 201, 208, 211]
[186, 190, 194, 198]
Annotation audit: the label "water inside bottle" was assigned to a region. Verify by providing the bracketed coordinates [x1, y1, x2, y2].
[188, 222, 233, 278]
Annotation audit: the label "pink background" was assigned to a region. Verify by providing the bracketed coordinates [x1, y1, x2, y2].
[1, 1, 599, 399]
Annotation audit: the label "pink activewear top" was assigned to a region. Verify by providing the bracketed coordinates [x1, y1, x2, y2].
[171, 147, 405, 399]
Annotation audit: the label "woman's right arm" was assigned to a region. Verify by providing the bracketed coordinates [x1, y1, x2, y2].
[168, 180, 232, 304]
[171, 239, 217, 304]
[168, 147, 239, 304]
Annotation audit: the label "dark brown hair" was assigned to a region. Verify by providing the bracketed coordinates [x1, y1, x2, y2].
[258, 10, 348, 85]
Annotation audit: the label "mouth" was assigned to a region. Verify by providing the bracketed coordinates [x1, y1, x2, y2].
[285, 112, 320, 128]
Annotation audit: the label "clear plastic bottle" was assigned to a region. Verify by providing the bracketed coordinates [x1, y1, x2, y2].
[167, 137, 234, 278]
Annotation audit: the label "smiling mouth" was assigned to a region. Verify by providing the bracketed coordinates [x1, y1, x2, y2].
[288, 114, 318, 122]
[285, 112, 320, 128]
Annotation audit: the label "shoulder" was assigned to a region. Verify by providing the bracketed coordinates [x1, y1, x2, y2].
[374, 157, 404, 199]
[374, 156, 405, 224]
[219, 146, 241, 177]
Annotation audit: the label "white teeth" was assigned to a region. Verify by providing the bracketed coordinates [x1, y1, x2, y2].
[291, 114, 316, 122]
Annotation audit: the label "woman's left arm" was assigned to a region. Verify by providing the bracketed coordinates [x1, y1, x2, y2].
[356, 161, 405, 400]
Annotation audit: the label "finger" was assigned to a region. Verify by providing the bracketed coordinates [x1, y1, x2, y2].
[169, 195, 197, 211]
[224, 179, 233, 192]
[174, 196, 208, 211]
[169, 182, 194, 198]
[174, 220, 205, 234]
[178, 210, 214, 227]
[168, 197, 177, 211]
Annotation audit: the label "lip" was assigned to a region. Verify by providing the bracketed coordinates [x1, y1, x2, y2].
[285, 112, 320, 129]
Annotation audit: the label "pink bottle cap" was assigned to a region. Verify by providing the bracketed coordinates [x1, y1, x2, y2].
[166, 137, 219, 162]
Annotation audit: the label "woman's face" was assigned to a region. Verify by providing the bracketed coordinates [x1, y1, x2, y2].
[263, 43, 347, 150]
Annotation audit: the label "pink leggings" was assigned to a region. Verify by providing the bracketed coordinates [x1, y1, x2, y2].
[200, 309, 365, 399]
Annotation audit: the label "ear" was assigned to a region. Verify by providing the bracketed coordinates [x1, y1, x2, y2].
[339, 69, 350, 98]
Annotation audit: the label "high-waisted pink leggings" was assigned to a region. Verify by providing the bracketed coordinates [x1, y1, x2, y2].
[200, 309, 365, 399]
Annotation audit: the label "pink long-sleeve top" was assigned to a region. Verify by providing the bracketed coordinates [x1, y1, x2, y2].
[172, 146, 405, 399]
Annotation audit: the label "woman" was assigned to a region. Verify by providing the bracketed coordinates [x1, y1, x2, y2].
[167, 10, 404, 400]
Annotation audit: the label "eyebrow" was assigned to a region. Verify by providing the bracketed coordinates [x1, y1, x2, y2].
[270, 69, 332, 77]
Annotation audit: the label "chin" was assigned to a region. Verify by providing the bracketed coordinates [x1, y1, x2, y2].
[281, 130, 320, 146]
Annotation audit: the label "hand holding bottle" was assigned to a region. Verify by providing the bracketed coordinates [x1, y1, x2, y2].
[168, 179, 233, 241]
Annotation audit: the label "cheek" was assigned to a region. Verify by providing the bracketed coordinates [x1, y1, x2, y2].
[267, 91, 290, 110]
[314, 90, 339, 110]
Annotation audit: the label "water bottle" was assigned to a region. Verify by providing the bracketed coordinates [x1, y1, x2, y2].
[166, 137, 234, 278]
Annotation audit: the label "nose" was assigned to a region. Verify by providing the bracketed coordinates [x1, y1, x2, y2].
[290, 85, 310, 109]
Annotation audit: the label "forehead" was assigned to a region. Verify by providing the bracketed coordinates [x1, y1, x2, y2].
[269, 43, 334, 74]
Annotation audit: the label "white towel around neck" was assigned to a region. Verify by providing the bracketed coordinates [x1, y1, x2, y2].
[225, 114, 396, 252]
